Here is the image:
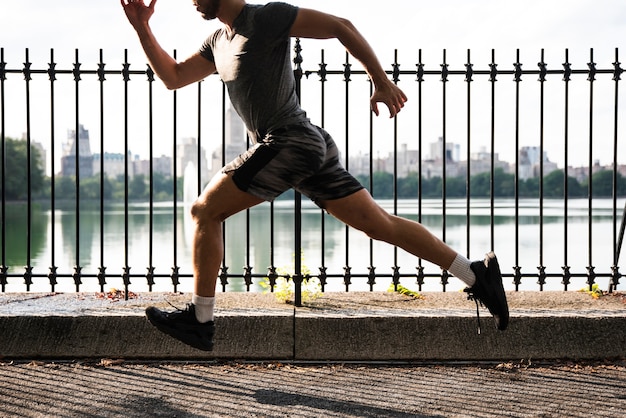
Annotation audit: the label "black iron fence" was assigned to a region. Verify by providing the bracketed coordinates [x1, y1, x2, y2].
[0, 42, 624, 302]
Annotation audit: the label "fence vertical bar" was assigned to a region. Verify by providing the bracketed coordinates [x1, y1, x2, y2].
[392, 49, 400, 288]
[465, 49, 473, 259]
[48, 48, 58, 291]
[24, 48, 33, 291]
[368, 68, 376, 291]
[293, 39, 303, 306]
[146, 64, 155, 291]
[219, 81, 229, 292]
[122, 49, 132, 297]
[441, 49, 448, 244]
[318, 49, 328, 292]
[98, 49, 107, 293]
[513, 49, 522, 290]
[415, 50, 425, 290]
[0, 48, 6, 291]
[440, 49, 449, 291]
[586, 48, 596, 290]
[538, 49, 547, 290]
[489, 49, 496, 251]
[73, 48, 82, 292]
[562, 49, 571, 290]
[172, 50, 180, 293]
[611, 47, 623, 292]
[342, 51, 352, 293]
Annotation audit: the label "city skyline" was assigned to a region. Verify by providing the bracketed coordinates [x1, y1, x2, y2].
[21, 119, 623, 184]
[1, 1, 625, 173]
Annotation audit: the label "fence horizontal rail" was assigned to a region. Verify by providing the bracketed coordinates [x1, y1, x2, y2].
[0, 44, 624, 299]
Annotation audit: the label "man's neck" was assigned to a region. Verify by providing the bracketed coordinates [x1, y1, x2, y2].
[218, 0, 247, 30]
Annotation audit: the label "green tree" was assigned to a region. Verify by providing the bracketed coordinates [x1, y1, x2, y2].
[422, 176, 442, 198]
[130, 174, 148, 199]
[542, 170, 586, 198]
[111, 174, 127, 200]
[520, 177, 539, 198]
[398, 172, 418, 198]
[55, 176, 76, 200]
[357, 172, 395, 199]
[445, 176, 466, 198]
[470, 171, 490, 197]
[1, 137, 45, 200]
[80, 177, 100, 200]
[153, 172, 173, 199]
[590, 169, 626, 197]
[494, 168, 516, 197]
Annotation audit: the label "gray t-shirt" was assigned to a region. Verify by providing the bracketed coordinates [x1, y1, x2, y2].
[199, 2, 308, 142]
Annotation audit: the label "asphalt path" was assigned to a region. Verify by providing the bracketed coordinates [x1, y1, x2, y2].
[0, 360, 624, 417]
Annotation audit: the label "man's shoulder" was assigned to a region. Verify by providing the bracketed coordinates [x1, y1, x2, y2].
[250, 2, 299, 19]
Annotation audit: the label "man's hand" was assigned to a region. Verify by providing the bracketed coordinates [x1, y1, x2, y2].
[120, 0, 157, 30]
[370, 80, 408, 118]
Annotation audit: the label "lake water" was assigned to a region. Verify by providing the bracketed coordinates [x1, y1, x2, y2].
[1, 198, 624, 294]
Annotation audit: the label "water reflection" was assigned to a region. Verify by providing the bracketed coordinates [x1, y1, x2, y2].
[2, 204, 47, 268]
[1, 198, 622, 293]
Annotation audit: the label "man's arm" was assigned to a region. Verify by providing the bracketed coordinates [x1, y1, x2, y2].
[121, 0, 215, 90]
[290, 8, 407, 118]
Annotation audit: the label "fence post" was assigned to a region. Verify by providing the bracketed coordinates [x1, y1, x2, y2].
[293, 39, 303, 306]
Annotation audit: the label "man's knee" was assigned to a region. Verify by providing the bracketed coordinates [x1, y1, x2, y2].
[190, 195, 226, 225]
[362, 216, 394, 241]
[190, 174, 264, 225]
[347, 209, 394, 241]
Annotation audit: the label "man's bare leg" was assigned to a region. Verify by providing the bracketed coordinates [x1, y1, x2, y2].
[322, 189, 459, 270]
[189, 172, 264, 320]
[144, 172, 263, 351]
[323, 189, 509, 331]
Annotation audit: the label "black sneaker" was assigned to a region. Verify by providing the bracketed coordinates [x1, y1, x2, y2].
[145, 303, 215, 351]
[464, 252, 509, 333]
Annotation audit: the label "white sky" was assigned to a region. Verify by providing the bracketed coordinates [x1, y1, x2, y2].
[3, 1, 625, 55]
[1, 0, 625, 170]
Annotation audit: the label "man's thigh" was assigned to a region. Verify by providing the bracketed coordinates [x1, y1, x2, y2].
[321, 189, 389, 231]
[193, 172, 265, 222]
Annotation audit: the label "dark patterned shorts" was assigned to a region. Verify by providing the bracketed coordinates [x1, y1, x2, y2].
[222, 122, 363, 207]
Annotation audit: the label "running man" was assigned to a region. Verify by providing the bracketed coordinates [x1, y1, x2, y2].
[121, 0, 509, 351]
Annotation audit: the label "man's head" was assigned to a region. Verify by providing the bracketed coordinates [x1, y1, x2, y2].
[194, 0, 221, 20]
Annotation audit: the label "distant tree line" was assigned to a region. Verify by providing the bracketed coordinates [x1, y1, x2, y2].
[52, 173, 182, 201]
[355, 168, 626, 199]
[0, 136, 182, 201]
[1, 136, 625, 201]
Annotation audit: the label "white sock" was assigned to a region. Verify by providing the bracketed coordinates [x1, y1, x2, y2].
[447, 254, 476, 287]
[192, 294, 215, 323]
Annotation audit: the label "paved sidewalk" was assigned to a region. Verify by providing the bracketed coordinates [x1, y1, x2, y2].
[0, 360, 624, 417]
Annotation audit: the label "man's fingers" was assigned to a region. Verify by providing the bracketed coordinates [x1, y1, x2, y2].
[371, 100, 380, 116]
[370, 84, 407, 118]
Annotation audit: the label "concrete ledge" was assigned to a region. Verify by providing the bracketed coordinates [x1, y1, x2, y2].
[1, 292, 625, 361]
[295, 316, 626, 361]
[0, 315, 294, 359]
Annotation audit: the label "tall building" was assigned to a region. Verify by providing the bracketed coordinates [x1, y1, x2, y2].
[92, 152, 128, 179]
[61, 124, 93, 177]
[429, 136, 460, 162]
[133, 154, 172, 178]
[518, 146, 558, 180]
[210, 105, 247, 178]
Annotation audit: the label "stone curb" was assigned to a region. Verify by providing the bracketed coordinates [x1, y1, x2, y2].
[1, 292, 625, 361]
